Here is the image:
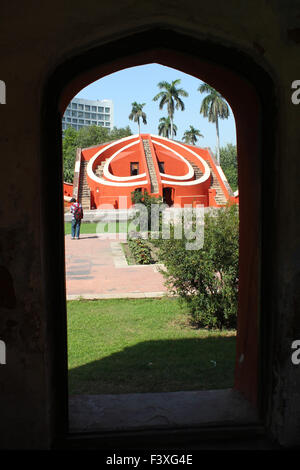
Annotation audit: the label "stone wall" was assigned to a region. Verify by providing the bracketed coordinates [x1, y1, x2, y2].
[0, 0, 300, 448]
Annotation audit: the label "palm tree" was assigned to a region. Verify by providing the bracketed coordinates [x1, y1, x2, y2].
[153, 79, 188, 139]
[198, 83, 230, 164]
[182, 126, 203, 145]
[128, 102, 147, 134]
[158, 116, 177, 138]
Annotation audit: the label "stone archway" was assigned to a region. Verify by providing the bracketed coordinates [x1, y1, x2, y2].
[41, 26, 276, 443]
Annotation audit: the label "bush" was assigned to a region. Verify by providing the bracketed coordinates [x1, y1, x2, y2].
[128, 238, 154, 265]
[157, 205, 239, 329]
[131, 189, 162, 229]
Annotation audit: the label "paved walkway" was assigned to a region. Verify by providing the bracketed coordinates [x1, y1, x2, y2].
[65, 234, 168, 299]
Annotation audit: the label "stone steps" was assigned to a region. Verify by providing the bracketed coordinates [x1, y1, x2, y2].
[95, 159, 107, 177]
[206, 160, 227, 205]
[78, 160, 90, 210]
[185, 158, 203, 179]
[143, 139, 159, 193]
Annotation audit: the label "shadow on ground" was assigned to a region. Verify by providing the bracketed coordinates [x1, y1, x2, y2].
[68, 336, 236, 394]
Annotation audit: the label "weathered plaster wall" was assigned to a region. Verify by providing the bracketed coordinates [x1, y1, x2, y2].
[0, 0, 300, 448]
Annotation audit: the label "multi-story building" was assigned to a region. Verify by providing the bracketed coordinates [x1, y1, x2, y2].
[62, 97, 114, 132]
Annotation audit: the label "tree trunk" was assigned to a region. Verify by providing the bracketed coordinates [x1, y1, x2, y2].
[170, 117, 173, 140]
[215, 115, 220, 164]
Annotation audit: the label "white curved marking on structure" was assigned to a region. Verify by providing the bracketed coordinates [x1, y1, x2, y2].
[151, 134, 211, 186]
[216, 165, 228, 184]
[87, 134, 148, 187]
[103, 141, 146, 181]
[151, 140, 194, 180]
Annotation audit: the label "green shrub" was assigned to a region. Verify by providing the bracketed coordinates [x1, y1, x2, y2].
[128, 238, 154, 264]
[157, 205, 239, 329]
[220, 143, 238, 192]
[131, 189, 162, 229]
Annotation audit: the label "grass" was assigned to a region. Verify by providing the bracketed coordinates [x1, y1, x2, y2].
[67, 297, 236, 395]
[65, 220, 130, 235]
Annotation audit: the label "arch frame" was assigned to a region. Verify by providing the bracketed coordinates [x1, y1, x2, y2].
[40, 26, 277, 446]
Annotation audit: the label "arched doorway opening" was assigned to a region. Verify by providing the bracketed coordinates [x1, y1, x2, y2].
[163, 187, 174, 206]
[41, 27, 276, 445]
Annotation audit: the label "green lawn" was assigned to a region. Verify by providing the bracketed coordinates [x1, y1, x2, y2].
[65, 220, 130, 235]
[67, 298, 236, 394]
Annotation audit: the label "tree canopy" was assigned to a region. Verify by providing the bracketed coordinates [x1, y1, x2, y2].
[153, 79, 188, 139]
[182, 125, 203, 145]
[219, 143, 238, 192]
[158, 116, 177, 138]
[128, 102, 147, 133]
[198, 83, 230, 163]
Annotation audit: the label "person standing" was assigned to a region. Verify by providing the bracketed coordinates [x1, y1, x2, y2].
[70, 198, 83, 239]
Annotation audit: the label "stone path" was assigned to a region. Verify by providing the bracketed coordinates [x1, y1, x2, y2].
[65, 234, 168, 299]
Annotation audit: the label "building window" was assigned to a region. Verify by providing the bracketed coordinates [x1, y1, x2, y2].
[98, 106, 104, 112]
[72, 111, 77, 116]
[72, 103, 77, 109]
[91, 113, 96, 118]
[105, 114, 110, 120]
[98, 121, 104, 126]
[92, 121, 97, 125]
[67, 118, 71, 122]
[85, 120, 91, 125]
[85, 113, 90, 118]
[105, 122, 110, 127]
[78, 112, 83, 117]
[79, 119, 84, 124]
[105, 107, 110, 112]
[85, 105, 90, 111]
[72, 118, 78, 123]
[78, 104, 84, 110]
[92, 106, 96, 112]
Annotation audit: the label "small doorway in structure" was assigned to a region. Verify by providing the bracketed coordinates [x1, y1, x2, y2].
[158, 161, 165, 173]
[130, 162, 139, 176]
[163, 187, 173, 206]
